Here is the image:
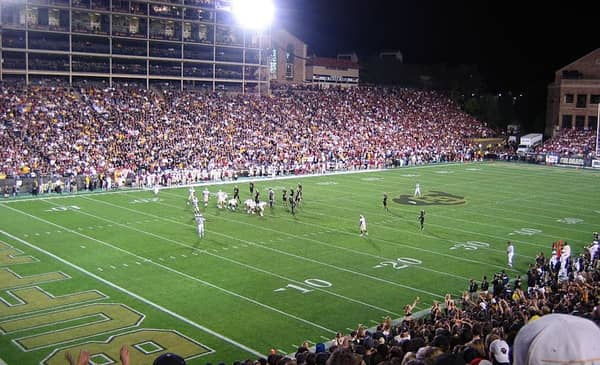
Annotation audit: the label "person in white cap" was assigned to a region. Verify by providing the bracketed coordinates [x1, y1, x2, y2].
[489, 339, 510, 365]
[513, 313, 600, 365]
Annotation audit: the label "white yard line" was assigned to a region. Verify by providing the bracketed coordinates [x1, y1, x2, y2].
[309, 178, 560, 249]
[83, 195, 447, 298]
[41, 198, 402, 317]
[157, 190, 513, 275]
[348, 170, 595, 237]
[0, 204, 337, 335]
[300, 194, 536, 259]
[0, 230, 264, 358]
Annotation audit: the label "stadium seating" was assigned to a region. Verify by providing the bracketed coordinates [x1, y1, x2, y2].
[0, 85, 496, 185]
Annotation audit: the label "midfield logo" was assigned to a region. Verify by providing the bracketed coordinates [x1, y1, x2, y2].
[393, 191, 466, 206]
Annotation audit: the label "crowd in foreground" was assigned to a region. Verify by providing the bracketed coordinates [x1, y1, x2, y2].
[62, 232, 600, 365]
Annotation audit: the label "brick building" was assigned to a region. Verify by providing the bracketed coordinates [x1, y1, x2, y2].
[306, 56, 359, 88]
[546, 48, 600, 136]
[269, 28, 306, 85]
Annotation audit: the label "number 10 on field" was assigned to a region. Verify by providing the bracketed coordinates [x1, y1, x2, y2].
[274, 279, 332, 294]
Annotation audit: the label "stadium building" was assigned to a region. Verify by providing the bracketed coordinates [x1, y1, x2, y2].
[546, 47, 600, 136]
[269, 28, 307, 86]
[306, 56, 359, 89]
[0, 0, 271, 93]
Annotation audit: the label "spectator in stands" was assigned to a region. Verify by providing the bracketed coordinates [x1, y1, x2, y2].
[1, 85, 495, 190]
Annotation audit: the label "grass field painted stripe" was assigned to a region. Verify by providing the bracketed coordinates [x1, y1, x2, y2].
[0, 230, 264, 358]
[310, 178, 556, 248]
[403, 164, 597, 231]
[42, 198, 402, 316]
[148, 191, 486, 279]
[350, 169, 595, 237]
[298, 193, 537, 259]
[82, 195, 447, 298]
[1, 204, 338, 335]
[163, 192, 517, 276]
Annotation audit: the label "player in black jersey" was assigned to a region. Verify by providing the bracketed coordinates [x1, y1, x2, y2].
[268, 188, 274, 208]
[233, 185, 240, 202]
[289, 195, 296, 215]
[254, 190, 260, 204]
[249, 181, 254, 195]
[296, 183, 303, 204]
[282, 189, 288, 206]
[418, 210, 425, 231]
[383, 193, 389, 211]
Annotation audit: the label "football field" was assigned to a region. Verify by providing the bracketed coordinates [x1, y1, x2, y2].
[0, 162, 598, 365]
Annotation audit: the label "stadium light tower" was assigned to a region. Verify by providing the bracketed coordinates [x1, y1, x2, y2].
[231, 0, 275, 30]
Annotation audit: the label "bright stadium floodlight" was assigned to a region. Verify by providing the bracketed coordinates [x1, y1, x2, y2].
[231, 0, 274, 29]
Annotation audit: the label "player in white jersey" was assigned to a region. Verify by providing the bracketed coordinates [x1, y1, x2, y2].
[414, 182, 422, 197]
[216, 190, 227, 209]
[153, 184, 159, 196]
[507, 241, 514, 267]
[202, 188, 210, 207]
[359, 215, 368, 237]
[192, 195, 200, 214]
[195, 213, 205, 238]
[187, 187, 196, 205]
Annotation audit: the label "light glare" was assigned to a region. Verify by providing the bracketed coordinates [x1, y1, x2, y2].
[232, 0, 274, 29]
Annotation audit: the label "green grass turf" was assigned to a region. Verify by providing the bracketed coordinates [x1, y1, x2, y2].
[0, 161, 599, 364]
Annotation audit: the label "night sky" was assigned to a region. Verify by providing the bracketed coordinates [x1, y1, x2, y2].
[274, 0, 598, 120]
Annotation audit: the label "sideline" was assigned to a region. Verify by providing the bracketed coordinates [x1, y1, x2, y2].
[0, 162, 468, 204]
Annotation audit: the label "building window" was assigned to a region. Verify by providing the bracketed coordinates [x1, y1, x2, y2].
[589, 116, 598, 130]
[286, 44, 294, 63]
[575, 115, 585, 130]
[269, 48, 277, 77]
[564, 94, 574, 103]
[285, 63, 294, 79]
[576, 95, 586, 108]
[285, 44, 294, 79]
[561, 115, 572, 129]
[590, 95, 600, 104]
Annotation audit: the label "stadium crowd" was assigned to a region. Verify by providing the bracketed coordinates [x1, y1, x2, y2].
[536, 129, 597, 156]
[1, 85, 495, 189]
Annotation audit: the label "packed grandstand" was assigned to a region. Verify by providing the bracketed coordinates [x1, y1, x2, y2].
[1, 84, 596, 186]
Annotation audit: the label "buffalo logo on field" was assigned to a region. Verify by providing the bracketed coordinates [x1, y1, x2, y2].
[393, 191, 466, 206]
